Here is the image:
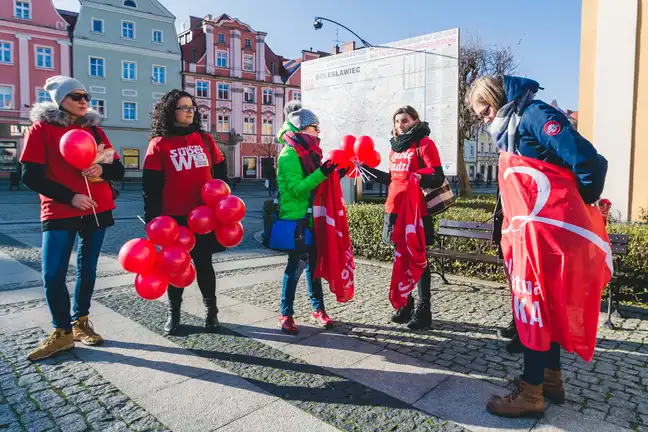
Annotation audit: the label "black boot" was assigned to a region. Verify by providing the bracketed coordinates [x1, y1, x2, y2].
[499, 319, 517, 339]
[506, 333, 525, 354]
[164, 287, 183, 335]
[407, 302, 432, 330]
[203, 297, 219, 331]
[391, 294, 415, 323]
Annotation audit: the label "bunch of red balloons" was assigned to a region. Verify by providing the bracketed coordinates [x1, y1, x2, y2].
[189, 179, 245, 248]
[325, 135, 381, 179]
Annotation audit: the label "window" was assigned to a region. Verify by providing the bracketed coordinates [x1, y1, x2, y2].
[293, 92, 301, 101]
[35, 47, 53, 69]
[122, 149, 140, 170]
[244, 87, 255, 103]
[0, 42, 12, 64]
[0, 86, 13, 109]
[123, 0, 137, 7]
[480, 143, 484, 153]
[242, 157, 257, 179]
[15, 1, 30, 20]
[192, 48, 197, 63]
[216, 51, 228, 68]
[217, 33, 225, 44]
[262, 118, 273, 136]
[243, 117, 255, 134]
[270, 62, 275, 75]
[91, 18, 104, 34]
[122, 89, 137, 97]
[122, 61, 136, 81]
[243, 54, 254, 72]
[152, 92, 165, 99]
[262, 89, 273, 105]
[90, 99, 106, 117]
[201, 112, 210, 131]
[122, 101, 137, 120]
[196, 81, 209, 98]
[245, 38, 251, 49]
[89, 57, 105, 77]
[152, 65, 166, 84]
[217, 83, 229, 100]
[153, 29, 163, 44]
[121, 21, 135, 40]
[217, 115, 230, 132]
[36, 88, 49, 103]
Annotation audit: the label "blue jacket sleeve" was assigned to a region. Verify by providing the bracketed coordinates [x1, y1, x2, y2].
[521, 103, 608, 204]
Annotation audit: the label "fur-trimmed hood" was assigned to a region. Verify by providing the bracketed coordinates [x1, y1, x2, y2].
[29, 103, 102, 127]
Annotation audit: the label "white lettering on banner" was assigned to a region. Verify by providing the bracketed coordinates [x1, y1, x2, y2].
[507, 258, 544, 328]
[170, 145, 209, 171]
[390, 151, 414, 174]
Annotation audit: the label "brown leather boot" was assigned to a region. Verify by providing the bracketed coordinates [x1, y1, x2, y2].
[487, 380, 544, 418]
[543, 369, 565, 405]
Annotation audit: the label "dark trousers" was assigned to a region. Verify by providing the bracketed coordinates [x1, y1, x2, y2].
[280, 247, 325, 316]
[167, 236, 216, 302]
[523, 343, 562, 385]
[42, 229, 106, 331]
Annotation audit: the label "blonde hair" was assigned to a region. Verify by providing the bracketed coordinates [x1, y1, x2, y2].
[392, 105, 420, 137]
[465, 76, 506, 113]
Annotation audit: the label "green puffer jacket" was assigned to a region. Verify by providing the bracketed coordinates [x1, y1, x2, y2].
[277, 144, 326, 220]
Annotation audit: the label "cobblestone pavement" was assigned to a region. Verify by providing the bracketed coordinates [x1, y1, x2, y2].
[0, 328, 168, 432]
[222, 263, 648, 431]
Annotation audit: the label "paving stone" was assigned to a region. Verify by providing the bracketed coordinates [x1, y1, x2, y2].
[25, 417, 56, 432]
[89, 419, 130, 432]
[79, 400, 102, 414]
[55, 413, 87, 432]
[86, 407, 114, 422]
[605, 415, 632, 429]
[117, 402, 147, 424]
[20, 410, 48, 424]
[51, 377, 80, 389]
[609, 406, 637, 423]
[17, 373, 41, 387]
[50, 404, 78, 419]
[0, 404, 17, 425]
[129, 415, 164, 431]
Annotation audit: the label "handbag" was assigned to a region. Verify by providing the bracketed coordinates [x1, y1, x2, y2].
[262, 194, 314, 252]
[90, 126, 120, 200]
[416, 141, 456, 216]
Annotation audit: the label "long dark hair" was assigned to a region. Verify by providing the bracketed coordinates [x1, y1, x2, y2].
[392, 105, 420, 137]
[150, 89, 202, 138]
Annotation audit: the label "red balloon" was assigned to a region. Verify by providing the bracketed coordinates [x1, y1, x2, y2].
[135, 270, 168, 300]
[365, 150, 382, 169]
[339, 135, 356, 158]
[176, 226, 196, 252]
[168, 262, 197, 288]
[157, 245, 191, 275]
[59, 130, 97, 170]
[187, 205, 217, 234]
[201, 179, 231, 207]
[146, 216, 180, 246]
[354, 136, 375, 162]
[215, 222, 244, 248]
[215, 195, 246, 224]
[118, 238, 157, 274]
[326, 149, 351, 169]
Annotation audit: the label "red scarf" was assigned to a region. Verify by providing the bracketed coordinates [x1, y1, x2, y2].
[499, 153, 612, 362]
[313, 176, 355, 302]
[282, 131, 323, 175]
[389, 175, 428, 309]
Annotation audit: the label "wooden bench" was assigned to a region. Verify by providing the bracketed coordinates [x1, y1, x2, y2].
[604, 234, 630, 329]
[427, 220, 502, 284]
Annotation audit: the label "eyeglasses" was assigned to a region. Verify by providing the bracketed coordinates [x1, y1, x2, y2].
[68, 93, 91, 103]
[478, 104, 491, 120]
[175, 105, 197, 113]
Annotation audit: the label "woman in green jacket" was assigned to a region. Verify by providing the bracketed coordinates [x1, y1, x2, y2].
[277, 101, 337, 334]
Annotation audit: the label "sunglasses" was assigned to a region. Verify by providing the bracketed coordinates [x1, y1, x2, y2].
[175, 105, 197, 113]
[478, 104, 491, 120]
[68, 93, 91, 103]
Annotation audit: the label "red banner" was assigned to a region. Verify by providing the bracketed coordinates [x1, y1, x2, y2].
[499, 153, 612, 362]
[389, 175, 428, 309]
[313, 176, 355, 302]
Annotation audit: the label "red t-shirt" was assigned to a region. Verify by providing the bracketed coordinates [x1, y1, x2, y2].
[143, 132, 224, 216]
[20, 121, 118, 221]
[385, 137, 441, 214]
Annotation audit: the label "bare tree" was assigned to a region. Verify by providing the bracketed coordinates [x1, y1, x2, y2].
[457, 36, 518, 196]
[253, 140, 280, 159]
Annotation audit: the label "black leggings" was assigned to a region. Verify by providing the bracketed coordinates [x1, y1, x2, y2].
[523, 343, 562, 385]
[167, 239, 216, 301]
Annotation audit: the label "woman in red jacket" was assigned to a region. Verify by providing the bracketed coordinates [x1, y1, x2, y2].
[364, 105, 445, 330]
[20, 76, 124, 361]
[143, 90, 228, 335]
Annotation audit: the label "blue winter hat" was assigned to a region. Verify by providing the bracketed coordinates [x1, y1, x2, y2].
[284, 100, 319, 131]
[44, 75, 87, 107]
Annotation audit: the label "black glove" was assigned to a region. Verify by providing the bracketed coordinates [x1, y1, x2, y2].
[320, 160, 338, 176]
[338, 167, 348, 178]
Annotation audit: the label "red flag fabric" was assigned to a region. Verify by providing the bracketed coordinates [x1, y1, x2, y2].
[389, 175, 428, 309]
[498, 152, 613, 362]
[313, 176, 355, 302]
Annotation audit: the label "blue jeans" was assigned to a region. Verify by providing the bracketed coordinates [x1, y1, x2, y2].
[280, 248, 325, 317]
[42, 229, 106, 331]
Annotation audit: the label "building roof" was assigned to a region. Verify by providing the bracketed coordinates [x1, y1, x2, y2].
[57, 9, 77, 31]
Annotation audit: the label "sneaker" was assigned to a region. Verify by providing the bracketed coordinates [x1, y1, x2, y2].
[280, 315, 298, 334]
[73, 316, 104, 346]
[27, 329, 74, 361]
[498, 319, 517, 339]
[312, 310, 333, 328]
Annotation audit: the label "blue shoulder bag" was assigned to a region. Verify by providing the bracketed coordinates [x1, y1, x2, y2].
[263, 193, 313, 252]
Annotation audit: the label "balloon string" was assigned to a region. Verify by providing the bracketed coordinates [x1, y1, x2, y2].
[137, 215, 146, 225]
[84, 177, 100, 227]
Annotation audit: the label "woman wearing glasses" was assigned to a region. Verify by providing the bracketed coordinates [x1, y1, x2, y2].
[21, 76, 124, 361]
[143, 89, 228, 335]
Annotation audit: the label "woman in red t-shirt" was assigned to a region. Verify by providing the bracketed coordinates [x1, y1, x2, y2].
[364, 105, 446, 330]
[20, 76, 124, 361]
[143, 90, 228, 335]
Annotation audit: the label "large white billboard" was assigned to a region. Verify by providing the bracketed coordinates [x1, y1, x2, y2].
[301, 28, 460, 176]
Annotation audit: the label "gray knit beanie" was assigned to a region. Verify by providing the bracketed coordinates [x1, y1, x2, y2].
[284, 100, 319, 131]
[44, 76, 87, 107]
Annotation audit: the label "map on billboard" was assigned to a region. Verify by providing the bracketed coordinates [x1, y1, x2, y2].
[301, 28, 459, 175]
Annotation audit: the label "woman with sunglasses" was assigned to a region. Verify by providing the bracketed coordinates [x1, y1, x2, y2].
[143, 89, 228, 335]
[21, 76, 124, 361]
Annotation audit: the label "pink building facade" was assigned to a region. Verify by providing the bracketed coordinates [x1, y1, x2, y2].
[0, 0, 71, 176]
